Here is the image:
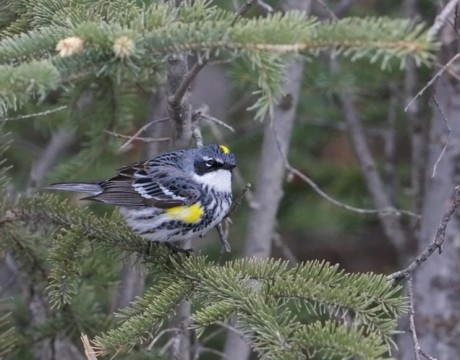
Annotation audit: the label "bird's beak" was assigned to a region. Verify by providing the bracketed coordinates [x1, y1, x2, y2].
[223, 162, 236, 170]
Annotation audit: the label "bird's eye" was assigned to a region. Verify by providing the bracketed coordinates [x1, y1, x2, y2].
[205, 159, 216, 167]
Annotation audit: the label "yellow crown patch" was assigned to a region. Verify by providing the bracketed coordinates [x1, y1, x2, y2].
[219, 145, 230, 154]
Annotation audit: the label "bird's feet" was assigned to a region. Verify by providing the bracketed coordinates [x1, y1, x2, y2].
[165, 242, 194, 257]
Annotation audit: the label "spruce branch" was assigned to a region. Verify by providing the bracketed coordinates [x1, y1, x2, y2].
[292, 320, 390, 359]
[0, 25, 70, 62]
[0, 311, 18, 357]
[167, 0, 259, 108]
[93, 278, 193, 355]
[0, 4, 436, 117]
[89, 255, 405, 358]
[0, 187, 407, 359]
[0, 60, 60, 116]
[46, 226, 88, 309]
[5, 194, 147, 255]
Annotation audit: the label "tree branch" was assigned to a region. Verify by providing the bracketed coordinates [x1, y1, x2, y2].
[168, 0, 258, 117]
[335, 65, 407, 252]
[431, 89, 451, 178]
[274, 129, 420, 218]
[427, 0, 459, 39]
[388, 185, 460, 281]
[104, 130, 170, 146]
[168, 60, 207, 110]
[0, 106, 67, 122]
[167, 54, 193, 149]
[407, 277, 438, 360]
[405, 53, 460, 112]
[27, 127, 76, 190]
[115, 117, 170, 152]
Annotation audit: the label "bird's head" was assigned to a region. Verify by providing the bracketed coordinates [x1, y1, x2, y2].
[193, 144, 236, 176]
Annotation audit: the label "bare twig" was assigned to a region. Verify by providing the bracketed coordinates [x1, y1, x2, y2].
[118, 117, 170, 151]
[444, 64, 460, 81]
[147, 328, 180, 351]
[81, 334, 97, 360]
[427, 0, 459, 39]
[0, 106, 68, 122]
[200, 328, 225, 345]
[104, 130, 170, 145]
[405, 53, 460, 112]
[193, 107, 235, 133]
[168, 0, 257, 112]
[232, 0, 257, 25]
[226, 183, 252, 218]
[388, 185, 460, 281]
[203, 115, 235, 132]
[216, 184, 251, 254]
[209, 54, 240, 66]
[273, 128, 420, 218]
[216, 222, 231, 253]
[315, 0, 339, 20]
[431, 90, 451, 178]
[255, 0, 274, 15]
[407, 277, 438, 360]
[407, 276, 422, 360]
[216, 321, 246, 340]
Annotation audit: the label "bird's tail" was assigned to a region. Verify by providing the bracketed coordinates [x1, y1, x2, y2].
[44, 182, 103, 195]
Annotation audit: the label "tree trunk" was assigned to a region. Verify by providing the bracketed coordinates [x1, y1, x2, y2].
[223, 4, 310, 359]
[410, 27, 460, 359]
[223, 56, 305, 360]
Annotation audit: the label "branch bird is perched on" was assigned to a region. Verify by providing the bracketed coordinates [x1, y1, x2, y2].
[46, 144, 236, 244]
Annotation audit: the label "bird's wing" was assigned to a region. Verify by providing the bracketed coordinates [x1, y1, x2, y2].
[85, 163, 200, 208]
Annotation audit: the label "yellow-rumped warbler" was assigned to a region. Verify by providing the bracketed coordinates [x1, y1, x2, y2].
[46, 144, 236, 242]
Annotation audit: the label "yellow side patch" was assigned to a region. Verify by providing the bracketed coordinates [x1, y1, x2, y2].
[165, 203, 204, 224]
[219, 145, 230, 154]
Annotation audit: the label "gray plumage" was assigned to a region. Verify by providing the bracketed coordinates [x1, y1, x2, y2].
[45, 144, 236, 242]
